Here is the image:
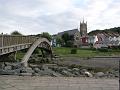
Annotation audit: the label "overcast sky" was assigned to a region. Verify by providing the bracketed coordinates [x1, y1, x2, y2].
[0, 0, 120, 35]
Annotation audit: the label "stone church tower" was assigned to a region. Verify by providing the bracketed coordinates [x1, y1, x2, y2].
[80, 20, 87, 37]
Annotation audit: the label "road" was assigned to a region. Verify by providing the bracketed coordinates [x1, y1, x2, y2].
[0, 76, 118, 90]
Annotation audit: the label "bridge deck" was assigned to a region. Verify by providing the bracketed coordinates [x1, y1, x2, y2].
[0, 35, 36, 55]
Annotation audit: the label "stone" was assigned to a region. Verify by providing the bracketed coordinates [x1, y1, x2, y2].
[11, 62, 23, 69]
[42, 65, 49, 70]
[67, 69, 72, 72]
[20, 73, 32, 76]
[21, 67, 34, 73]
[72, 68, 79, 71]
[34, 68, 41, 73]
[54, 55, 60, 58]
[81, 69, 87, 72]
[0, 63, 5, 69]
[14, 69, 21, 75]
[84, 71, 93, 77]
[37, 70, 46, 76]
[4, 66, 12, 70]
[95, 72, 105, 77]
[58, 67, 68, 71]
[72, 71, 80, 76]
[0, 69, 15, 75]
[52, 72, 62, 77]
[61, 70, 74, 76]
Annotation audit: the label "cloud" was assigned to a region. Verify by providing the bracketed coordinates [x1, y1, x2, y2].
[0, 0, 119, 35]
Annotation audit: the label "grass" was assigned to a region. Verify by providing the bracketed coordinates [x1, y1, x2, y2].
[53, 47, 120, 57]
[15, 47, 120, 60]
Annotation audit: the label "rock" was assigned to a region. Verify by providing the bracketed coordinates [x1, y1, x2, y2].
[11, 62, 23, 69]
[81, 69, 87, 72]
[37, 70, 46, 76]
[14, 69, 21, 75]
[61, 70, 74, 76]
[21, 67, 34, 74]
[72, 71, 80, 76]
[0, 69, 15, 75]
[0, 63, 5, 69]
[114, 71, 119, 77]
[42, 65, 49, 70]
[54, 55, 60, 58]
[72, 68, 79, 71]
[34, 68, 41, 73]
[20, 73, 32, 76]
[52, 72, 62, 77]
[4, 66, 12, 70]
[61, 70, 68, 75]
[84, 71, 93, 77]
[95, 72, 105, 77]
[67, 69, 72, 72]
[58, 67, 68, 72]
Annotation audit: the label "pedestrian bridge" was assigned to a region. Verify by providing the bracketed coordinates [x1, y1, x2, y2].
[0, 35, 52, 66]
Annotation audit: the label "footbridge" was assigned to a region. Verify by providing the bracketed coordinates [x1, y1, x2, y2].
[0, 34, 52, 66]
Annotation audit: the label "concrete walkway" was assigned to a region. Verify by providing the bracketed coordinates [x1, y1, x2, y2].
[0, 76, 118, 90]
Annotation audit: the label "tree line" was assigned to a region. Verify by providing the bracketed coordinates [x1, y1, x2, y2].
[88, 27, 120, 35]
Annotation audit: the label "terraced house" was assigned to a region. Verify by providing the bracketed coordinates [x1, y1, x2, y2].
[88, 32, 120, 48]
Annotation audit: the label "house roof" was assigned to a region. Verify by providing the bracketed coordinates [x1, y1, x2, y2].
[57, 29, 79, 36]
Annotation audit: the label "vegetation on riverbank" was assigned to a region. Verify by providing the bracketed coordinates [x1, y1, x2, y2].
[9, 47, 120, 62]
[53, 47, 120, 57]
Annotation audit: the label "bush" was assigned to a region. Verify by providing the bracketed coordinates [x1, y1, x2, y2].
[97, 48, 108, 52]
[71, 49, 77, 54]
[66, 40, 74, 47]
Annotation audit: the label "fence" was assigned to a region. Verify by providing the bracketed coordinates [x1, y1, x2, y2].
[0, 35, 37, 47]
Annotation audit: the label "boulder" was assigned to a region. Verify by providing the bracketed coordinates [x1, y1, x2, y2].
[42, 65, 49, 70]
[11, 62, 23, 69]
[20, 73, 32, 76]
[95, 72, 105, 77]
[72, 68, 79, 71]
[72, 71, 80, 76]
[61, 70, 74, 76]
[0, 63, 5, 69]
[61, 70, 68, 75]
[20, 67, 34, 74]
[52, 72, 62, 77]
[84, 71, 93, 77]
[34, 68, 41, 73]
[0, 69, 15, 75]
[4, 66, 12, 70]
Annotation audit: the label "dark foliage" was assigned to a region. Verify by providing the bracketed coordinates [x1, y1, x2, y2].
[88, 27, 120, 35]
[71, 48, 77, 54]
[11, 30, 22, 35]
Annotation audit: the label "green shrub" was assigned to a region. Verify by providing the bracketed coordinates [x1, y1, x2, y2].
[71, 49, 77, 54]
[97, 48, 108, 52]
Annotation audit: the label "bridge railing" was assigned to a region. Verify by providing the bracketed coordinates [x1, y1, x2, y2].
[0, 35, 37, 48]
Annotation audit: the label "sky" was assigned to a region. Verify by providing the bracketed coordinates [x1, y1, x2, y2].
[0, 0, 120, 35]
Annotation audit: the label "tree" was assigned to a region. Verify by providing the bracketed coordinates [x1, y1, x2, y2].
[41, 32, 52, 41]
[62, 33, 70, 47]
[56, 36, 64, 46]
[66, 40, 74, 47]
[11, 30, 22, 35]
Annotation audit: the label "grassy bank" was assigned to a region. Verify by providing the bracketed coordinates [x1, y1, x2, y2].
[53, 47, 120, 57]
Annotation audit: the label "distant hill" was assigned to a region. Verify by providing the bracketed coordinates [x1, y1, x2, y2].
[88, 27, 120, 35]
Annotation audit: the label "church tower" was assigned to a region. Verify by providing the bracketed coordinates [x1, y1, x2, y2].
[80, 20, 87, 37]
